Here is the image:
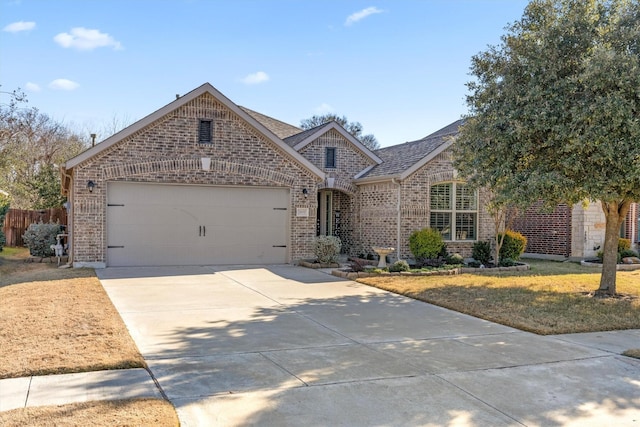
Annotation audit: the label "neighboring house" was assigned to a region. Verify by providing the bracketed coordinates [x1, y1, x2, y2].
[61, 82, 494, 267]
[511, 201, 639, 259]
[61, 82, 638, 267]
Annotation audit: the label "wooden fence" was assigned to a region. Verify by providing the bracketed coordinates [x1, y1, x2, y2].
[2, 208, 67, 247]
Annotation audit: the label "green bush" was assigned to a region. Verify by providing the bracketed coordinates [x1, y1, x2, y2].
[620, 249, 639, 258]
[388, 260, 410, 272]
[409, 228, 445, 261]
[472, 241, 492, 265]
[0, 192, 9, 251]
[618, 238, 631, 253]
[498, 230, 527, 260]
[446, 253, 464, 265]
[313, 235, 342, 263]
[22, 221, 63, 257]
[499, 258, 517, 267]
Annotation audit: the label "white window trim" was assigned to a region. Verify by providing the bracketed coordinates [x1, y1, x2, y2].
[430, 182, 478, 242]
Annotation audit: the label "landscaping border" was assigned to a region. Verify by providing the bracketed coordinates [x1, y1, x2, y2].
[580, 260, 640, 271]
[331, 263, 530, 280]
[298, 260, 341, 269]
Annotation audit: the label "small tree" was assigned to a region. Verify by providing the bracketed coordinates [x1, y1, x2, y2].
[454, 0, 640, 295]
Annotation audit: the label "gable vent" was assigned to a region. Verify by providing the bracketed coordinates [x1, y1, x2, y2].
[198, 119, 212, 144]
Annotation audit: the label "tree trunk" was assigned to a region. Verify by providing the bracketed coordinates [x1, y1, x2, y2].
[597, 200, 632, 296]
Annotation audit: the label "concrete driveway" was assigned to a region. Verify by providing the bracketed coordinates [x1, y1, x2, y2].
[98, 265, 640, 426]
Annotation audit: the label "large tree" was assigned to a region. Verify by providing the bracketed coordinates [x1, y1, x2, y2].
[300, 114, 380, 150]
[453, 0, 640, 295]
[0, 88, 87, 209]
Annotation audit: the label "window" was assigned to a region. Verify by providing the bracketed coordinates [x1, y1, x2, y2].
[430, 182, 477, 241]
[325, 147, 336, 168]
[198, 119, 212, 144]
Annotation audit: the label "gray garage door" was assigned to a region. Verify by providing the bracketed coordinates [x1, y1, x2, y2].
[106, 182, 289, 266]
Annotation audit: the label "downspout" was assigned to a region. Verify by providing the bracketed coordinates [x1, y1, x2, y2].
[392, 178, 402, 261]
[60, 166, 74, 266]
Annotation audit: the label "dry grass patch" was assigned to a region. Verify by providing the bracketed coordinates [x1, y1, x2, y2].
[624, 349, 640, 359]
[358, 259, 640, 335]
[0, 398, 179, 427]
[0, 248, 145, 379]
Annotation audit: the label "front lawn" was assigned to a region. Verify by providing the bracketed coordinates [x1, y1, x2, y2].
[0, 247, 178, 426]
[0, 248, 144, 378]
[357, 259, 640, 335]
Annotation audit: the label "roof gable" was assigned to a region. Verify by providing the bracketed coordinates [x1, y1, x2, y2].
[64, 83, 324, 179]
[285, 121, 382, 165]
[358, 119, 464, 181]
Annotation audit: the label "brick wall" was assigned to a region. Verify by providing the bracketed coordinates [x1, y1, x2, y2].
[510, 202, 572, 257]
[355, 149, 494, 260]
[356, 181, 398, 257]
[71, 93, 319, 265]
[298, 129, 377, 254]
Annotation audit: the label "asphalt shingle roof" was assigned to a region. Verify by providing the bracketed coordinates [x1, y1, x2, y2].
[362, 119, 465, 178]
[242, 103, 463, 178]
[282, 123, 334, 148]
[240, 107, 302, 139]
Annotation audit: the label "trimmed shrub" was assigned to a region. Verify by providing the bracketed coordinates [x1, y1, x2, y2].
[446, 253, 464, 265]
[620, 249, 639, 258]
[388, 260, 410, 272]
[498, 230, 527, 260]
[314, 235, 342, 263]
[499, 258, 517, 267]
[472, 241, 492, 265]
[22, 221, 63, 257]
[409, 228, 445, 261]
[618, 238, 631, 253]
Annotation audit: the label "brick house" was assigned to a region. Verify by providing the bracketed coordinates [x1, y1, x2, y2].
[61, 82, 495, 267]
[61, 82, 639, 267]
[511, 201, 639, 259]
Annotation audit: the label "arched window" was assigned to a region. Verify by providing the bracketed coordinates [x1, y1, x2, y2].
[429, 182, 477, 241]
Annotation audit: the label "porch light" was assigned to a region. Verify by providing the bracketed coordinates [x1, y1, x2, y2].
[302, 188, 308, 198]
[87, 180, 95, 193]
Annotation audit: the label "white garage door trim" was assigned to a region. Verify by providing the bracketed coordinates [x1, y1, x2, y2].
[106, 182, 290, 266]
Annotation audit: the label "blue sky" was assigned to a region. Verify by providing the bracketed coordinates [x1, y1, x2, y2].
[1, 0, 530, 147]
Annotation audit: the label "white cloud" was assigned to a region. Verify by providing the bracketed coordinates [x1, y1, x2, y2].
[49, 79, 79, 90]
[25, 82, 41, 92]
[345, 6, 383, 26]
[315, 103, 334, 114]
[3, 21, 36, 33]
[54, 27, 122, 51]
[240, 71, 270, 85]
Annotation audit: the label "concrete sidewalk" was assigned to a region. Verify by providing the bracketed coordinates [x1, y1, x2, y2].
[2, 265, 639, 427]
[2, 329, 637, 414]
[0, 368, 162, 412]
